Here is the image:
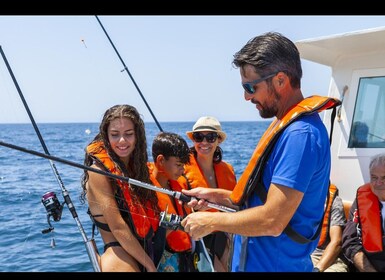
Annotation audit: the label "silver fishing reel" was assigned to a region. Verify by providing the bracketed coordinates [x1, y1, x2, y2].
[159, 206, 184, 231]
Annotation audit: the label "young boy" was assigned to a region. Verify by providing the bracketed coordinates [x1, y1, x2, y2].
[148, 132, 197, 272]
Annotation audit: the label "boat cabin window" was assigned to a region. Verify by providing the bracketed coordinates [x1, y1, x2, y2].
[348, 76, 385, 148]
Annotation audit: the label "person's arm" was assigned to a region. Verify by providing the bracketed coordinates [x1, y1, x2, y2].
[88, 169, 157, 272]
[315, 195, 346, 271]
[314, 225, 343, 272]
[181, 183, 303, 240]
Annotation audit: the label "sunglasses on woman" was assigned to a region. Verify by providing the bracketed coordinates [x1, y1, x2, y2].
[192, 132, 218, 143]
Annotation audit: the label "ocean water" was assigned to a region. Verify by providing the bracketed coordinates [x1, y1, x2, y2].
[0, 121, 270, 272]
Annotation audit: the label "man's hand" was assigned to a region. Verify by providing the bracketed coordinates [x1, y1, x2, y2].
[181, 211, 216, 240]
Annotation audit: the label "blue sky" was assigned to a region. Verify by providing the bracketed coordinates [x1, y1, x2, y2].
[1, 15, 385, 124]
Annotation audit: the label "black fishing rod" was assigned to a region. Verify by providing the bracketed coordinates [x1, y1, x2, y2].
[0, 46, 101, 272]
[95, 15, 163, 132]
[0, 140, 237, 214]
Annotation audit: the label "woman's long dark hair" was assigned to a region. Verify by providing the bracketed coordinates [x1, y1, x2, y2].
[80, 104, 159, 213]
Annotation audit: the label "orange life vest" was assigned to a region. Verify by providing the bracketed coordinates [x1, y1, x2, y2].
[179, 153, 236, 191]
[178, 154, 237, 212]
[86, 141, 158, 240]
[148, 162, 193, 252]
[229, 95, 341, 206]
[317, 184, 338, 248]
[356, 183, 383, 253]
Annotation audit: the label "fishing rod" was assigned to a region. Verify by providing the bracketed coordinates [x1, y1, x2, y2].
[0, 140, 237, 214]
[95, 15, 163, 132]
[94, 17, 220, 271]
[0, 46, 101, 272]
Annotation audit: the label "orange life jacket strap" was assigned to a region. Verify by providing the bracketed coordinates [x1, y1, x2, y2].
[317, 184, 338, 247]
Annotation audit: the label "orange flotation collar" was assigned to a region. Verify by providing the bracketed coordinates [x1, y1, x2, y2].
[357, 183, 383, 253]
[229, 95, 341, 206]
[179, 154, 237, 212]
[181, 154, 236, 191]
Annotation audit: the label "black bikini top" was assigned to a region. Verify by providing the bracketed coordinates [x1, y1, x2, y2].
[88, 208, 111, 232]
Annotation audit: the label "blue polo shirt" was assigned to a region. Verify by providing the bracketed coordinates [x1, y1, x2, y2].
[231, 113, 331, 272]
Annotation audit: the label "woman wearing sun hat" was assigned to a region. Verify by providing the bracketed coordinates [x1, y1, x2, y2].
[177, 116, 237, 272]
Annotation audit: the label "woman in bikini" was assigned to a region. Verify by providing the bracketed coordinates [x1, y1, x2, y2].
[80, 104, 163, 272]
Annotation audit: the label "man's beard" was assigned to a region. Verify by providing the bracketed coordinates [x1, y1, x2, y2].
[258, 86, 280, 119]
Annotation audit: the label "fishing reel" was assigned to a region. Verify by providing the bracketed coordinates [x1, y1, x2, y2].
[159, 206, 184, 231]
[41, 191, 64, 234]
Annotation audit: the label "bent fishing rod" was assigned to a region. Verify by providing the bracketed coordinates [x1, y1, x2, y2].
[95, 15, 163, 132]
[0, 46, 101, 272]
[0, 140, 237, 214]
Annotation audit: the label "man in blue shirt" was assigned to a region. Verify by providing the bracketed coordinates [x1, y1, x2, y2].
[181, 32, 334, 272]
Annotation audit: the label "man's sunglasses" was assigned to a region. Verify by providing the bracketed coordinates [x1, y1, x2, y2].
[192, 132, 218, 143]
[242, 72, 278, 94]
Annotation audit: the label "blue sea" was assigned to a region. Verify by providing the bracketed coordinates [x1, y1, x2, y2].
[0, 121, 270, 272]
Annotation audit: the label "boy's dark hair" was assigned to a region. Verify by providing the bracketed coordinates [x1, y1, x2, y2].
[152, 132, 191, 164]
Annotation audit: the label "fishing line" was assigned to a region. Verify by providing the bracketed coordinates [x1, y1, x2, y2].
[95, 15, 163, 132]
[5, 200, 42, 261]
[0, 46, 101, 272]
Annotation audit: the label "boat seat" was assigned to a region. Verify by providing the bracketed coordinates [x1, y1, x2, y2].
[342, 200, 353, 220]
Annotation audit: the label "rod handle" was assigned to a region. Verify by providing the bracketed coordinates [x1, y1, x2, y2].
[178, 193, 193, 203]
